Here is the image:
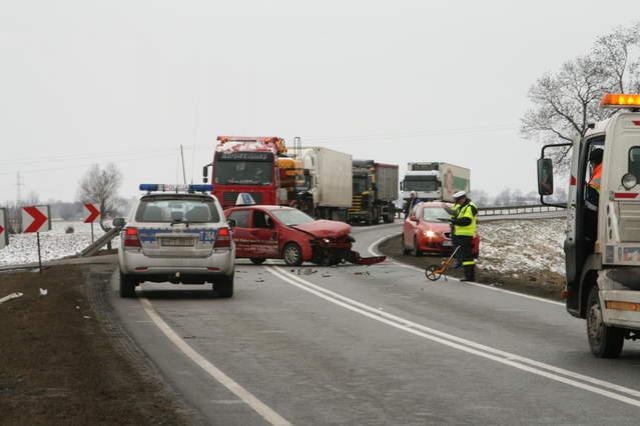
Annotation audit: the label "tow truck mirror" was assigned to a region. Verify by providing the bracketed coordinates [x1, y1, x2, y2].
[112, 217, 126, 228]
[537, 158, 554, 196]
[227, 219, 236, 229]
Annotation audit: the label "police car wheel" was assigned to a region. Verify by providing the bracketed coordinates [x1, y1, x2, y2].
[215, 274, 234, 298]
[586, 285, 624, 358]
[250, 258, 266, 265]
[119, 273, 136, 298]
[283, 243, 303, 266]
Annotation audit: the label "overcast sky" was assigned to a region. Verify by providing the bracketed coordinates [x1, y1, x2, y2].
[1, 0, 637, 203]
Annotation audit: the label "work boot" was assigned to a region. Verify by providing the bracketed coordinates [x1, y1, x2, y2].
[461, 265, 475, 282]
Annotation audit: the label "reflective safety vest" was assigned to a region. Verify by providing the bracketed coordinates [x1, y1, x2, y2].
[588, 163, 602, 193]
[454, 201, 478, 237]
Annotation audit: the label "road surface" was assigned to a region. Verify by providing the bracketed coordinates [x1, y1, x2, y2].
[110, 223, 640, 425]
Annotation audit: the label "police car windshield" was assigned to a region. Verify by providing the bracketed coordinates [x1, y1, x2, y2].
[422, 207, 450, 222]
[271, 209, 315, 226]
[215, 161, 273, 186]
[136, 197, 220, 223]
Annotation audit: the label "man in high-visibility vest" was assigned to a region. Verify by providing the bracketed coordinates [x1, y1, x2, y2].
[451, 191, 478, 281]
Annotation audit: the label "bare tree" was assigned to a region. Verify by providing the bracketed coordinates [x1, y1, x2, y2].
[521, 23, 640, 155]
[78, 163, 123, 231]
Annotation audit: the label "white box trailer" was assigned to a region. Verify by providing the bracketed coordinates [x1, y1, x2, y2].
[401, 162, 470, 202]
[299, 147, 352, 220]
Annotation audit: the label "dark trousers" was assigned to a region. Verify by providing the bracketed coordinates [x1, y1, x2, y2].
[458, 235, 475, 280]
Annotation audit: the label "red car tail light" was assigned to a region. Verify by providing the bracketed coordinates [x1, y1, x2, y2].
[215, 227, 231, 248]
[123, 227, 141, 248]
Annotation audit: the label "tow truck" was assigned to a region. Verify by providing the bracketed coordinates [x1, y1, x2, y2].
[202, 136, 289, 209]
[538, 93, 640, 357]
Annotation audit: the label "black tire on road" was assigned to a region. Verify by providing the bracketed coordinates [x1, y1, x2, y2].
[250, 258, 266, 265]
[413, 237, 423, 257]
[383, 214, 394, 224]
[401, 238, 411, 255]
[586, 285, 624, 358]
[215, 274, 234, 298]
[283, 242, 303, 266]
[119, 273, 136, 298]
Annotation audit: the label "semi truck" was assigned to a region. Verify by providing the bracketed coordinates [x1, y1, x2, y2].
[537, 93, 640, 358]
[203, 137, 352, 221]
[296, 147, 352, 222]
[400, 162, 470, 202]
[348, 160, 398, 225]
[203, 136, 289, 208]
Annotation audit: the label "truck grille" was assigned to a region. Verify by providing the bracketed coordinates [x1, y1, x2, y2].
[222, 192, 262, 205]
[619, 202, 640, 242]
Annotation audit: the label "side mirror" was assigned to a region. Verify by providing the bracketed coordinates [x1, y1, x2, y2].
[537, 158, 554, 196]
[112, 217, 126, 228]
[227, 219, 236, 229]
[202, 165, 209, 184]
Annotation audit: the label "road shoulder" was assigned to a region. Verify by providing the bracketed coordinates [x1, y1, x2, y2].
[0, 264, 195, 425]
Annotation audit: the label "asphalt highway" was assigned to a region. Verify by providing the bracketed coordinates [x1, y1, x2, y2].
[110, 223, 640, 425]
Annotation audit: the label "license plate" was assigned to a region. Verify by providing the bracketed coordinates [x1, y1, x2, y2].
[442, 240, 452, 247]
[161, 237, 195, 247]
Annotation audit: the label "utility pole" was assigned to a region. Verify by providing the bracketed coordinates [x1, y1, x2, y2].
[16, 171, 23, 206]
[180, 145, 187, 185]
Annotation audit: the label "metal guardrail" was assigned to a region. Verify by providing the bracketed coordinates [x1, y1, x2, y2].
[478, 204, 565, 217]
[79, 227, 120, 257]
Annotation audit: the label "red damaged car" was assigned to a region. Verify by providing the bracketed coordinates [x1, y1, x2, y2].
[224, 205, 385, 266]
[402, 202, 479, 257]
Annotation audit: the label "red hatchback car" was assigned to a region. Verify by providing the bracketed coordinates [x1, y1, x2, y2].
[402, 202, 479, 257]
[224, 205, 356, 266]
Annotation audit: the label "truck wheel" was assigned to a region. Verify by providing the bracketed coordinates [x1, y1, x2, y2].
[215, 274, 234, 298]
[384, 214, 394, 224]
[283, 243, 303, 266]
[250, 258, 266, 265]
[586, 286, 624, 358]
[119, 273, 136, 298]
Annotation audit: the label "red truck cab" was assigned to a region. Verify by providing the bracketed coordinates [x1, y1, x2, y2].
[207, 136, 287, 208]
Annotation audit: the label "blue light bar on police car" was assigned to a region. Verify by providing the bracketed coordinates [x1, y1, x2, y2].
[139, 184, 214, 192]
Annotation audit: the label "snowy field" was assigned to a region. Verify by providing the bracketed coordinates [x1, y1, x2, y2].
[477, 219, 565, 275]
[0, 221, 117, 267]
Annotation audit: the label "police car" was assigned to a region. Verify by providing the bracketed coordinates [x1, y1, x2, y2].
[115, 184, 235, 298]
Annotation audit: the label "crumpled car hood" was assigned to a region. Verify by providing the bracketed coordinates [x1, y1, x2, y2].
[292, 220, 351, 238]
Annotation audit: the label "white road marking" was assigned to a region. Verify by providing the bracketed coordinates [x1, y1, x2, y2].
[266, 266, 640, 408]
[367, 233, 564, 307]
[139, 298, 291, 426]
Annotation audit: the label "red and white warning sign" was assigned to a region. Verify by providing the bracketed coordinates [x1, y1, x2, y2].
[83, 203, 100, 223]
[21, 205, 51, 233]
[0, 208, 8, 249]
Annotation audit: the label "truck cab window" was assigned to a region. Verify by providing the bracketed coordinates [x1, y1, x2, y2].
[629, 147, 640, 177]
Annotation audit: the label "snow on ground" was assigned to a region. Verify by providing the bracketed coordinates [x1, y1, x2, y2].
[477, 219, 565, 275]
[0, 221, 117, 267]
